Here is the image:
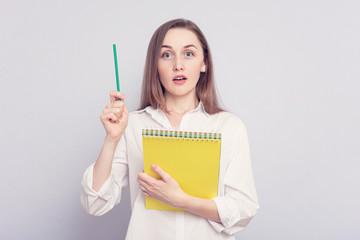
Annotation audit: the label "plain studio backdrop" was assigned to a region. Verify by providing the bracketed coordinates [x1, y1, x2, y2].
[1, 0, 359, 239]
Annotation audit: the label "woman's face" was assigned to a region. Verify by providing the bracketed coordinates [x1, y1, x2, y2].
[157, 28, 205, 100]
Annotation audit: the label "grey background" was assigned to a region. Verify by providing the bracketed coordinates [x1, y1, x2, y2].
[1, 0, 359, 239]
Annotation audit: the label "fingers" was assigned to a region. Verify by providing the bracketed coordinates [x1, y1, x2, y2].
[151, 164, 171, 182]
[110, 91, 126, 103]
[101, 110, 119, 123]
[103, 107, 123, 117]
[101, 99, 127, 123]
[100, 112, 118, 123]
[137, 172, 156, 186]
[137, 172, 157, 196]
[139, 185, 149, 197]
[105, 101, 124, 109]
[137, 170, 180, 205]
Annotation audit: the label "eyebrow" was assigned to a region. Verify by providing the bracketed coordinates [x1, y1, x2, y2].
[161, 44, 198, 49]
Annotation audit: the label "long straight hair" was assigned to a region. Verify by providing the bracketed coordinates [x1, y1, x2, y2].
[139, 19, 223, 114]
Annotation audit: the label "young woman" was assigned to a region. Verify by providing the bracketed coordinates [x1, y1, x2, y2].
[81, 19, 259, 240]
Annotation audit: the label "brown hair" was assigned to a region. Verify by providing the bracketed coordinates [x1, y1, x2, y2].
[139, 18, 223, 114]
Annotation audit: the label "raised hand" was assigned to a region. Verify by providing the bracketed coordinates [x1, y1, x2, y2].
[100, 91, 129, 141]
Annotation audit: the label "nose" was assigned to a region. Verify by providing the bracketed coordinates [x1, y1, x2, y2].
[173, 57, 184, 71]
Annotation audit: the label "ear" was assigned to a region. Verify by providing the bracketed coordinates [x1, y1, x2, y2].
[201, 63, 206, 73]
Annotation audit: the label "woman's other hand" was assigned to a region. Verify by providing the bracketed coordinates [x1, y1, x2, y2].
[137, 164, 187, 208]
[100, 91, 129, 141]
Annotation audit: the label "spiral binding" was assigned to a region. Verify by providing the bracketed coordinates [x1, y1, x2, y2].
[142, 129, 221, 142]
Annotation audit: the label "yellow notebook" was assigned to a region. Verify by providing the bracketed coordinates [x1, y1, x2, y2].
[142, 129, 221, 211]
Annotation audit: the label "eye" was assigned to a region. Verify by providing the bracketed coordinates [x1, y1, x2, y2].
[185, 51, 194, 57]
[162, 52, 171, 58]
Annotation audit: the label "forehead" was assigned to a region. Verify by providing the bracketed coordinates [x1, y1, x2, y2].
[162, 28, 201, 48]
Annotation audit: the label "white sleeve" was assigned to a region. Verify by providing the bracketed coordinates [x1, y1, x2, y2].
[208, 124, 259, 235]
[80, 135, 129, 216]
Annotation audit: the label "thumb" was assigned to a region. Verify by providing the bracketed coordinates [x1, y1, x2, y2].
[152, 164, 170, 182]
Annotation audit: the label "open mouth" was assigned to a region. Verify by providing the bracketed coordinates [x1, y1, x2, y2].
[173, 75, 187, 82]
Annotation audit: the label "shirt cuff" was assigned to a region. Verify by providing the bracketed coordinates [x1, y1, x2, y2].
[208, 196, 241, 233]
[82, 163, 115, 201]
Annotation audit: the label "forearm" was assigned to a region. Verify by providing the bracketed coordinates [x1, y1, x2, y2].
[92, 135, 121, 191]
[179, 194, 221, 223]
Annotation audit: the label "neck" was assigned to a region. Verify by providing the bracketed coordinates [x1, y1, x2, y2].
[164, 93, 199, 114]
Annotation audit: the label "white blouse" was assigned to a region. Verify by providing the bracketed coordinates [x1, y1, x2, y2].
[81, 102, 259, 240]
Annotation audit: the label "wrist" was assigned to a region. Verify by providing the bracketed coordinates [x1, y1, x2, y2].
[175, 192, 192, 210]
[105, 134, 123, 145]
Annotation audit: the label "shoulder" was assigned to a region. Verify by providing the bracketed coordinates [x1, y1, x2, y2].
[126, 106, 156, 130]
[124, 108, 151, 137]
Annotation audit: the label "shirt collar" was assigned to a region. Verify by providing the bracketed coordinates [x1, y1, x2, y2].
[188, 101, 210, 118]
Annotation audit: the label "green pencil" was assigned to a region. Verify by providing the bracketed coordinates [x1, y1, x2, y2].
[113, 44, 121, 100]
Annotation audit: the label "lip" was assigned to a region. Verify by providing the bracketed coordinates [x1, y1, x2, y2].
[172, 75, 187, 81]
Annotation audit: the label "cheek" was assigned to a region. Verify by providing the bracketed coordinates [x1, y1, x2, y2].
[157, 63, 170, 79]
[190, 59, 203, 72]
[189, 63, 202, 77]
[157, 66, 170, 87]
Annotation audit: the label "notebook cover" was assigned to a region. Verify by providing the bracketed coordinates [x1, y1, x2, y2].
[142, 129, 221, 211]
